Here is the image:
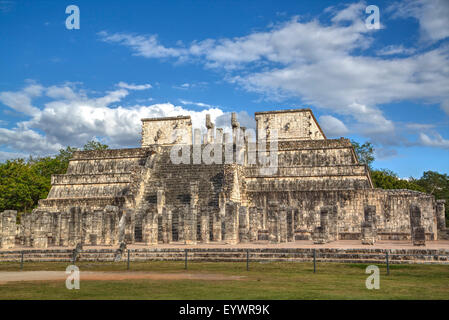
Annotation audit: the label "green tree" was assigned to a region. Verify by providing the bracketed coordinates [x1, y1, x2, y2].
[0, 140, 109, 216]
[415, 171, 449, 223]
[83, 140, 109, 151]
[371, 169, 425, 192]
[351, 140, 375, 168]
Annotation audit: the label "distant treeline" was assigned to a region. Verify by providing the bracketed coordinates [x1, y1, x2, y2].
[0, 141, 108, 216]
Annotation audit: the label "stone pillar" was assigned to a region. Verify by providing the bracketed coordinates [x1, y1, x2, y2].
[200, 208, 210, 243]
[59, 212, 69, 246]
[224, 201, 239, 244]
[329, 205, 339, 241]
[313, 206, 331, 244]
[205, 114, 215, 144]
[267, 202, 279, 243]
[238, 206, 249, 243]
[436, 200, 446, 231]
[161, 207, 172, 244]
[34, 211, 51, 249]
[68, 207, 82, 247]
[249, 207, 258, 242]
[212, 211, 222, 241]
[279, 206, 288, 243]
[103, 205, 119, 245]
[0, 210, 17, 249]
[287, 208, 295, 242]
[361, 205, 377, 245]
[231, 112, 240, 145]
[141, 204, 158, 246]
[193, 129, 202, 164]
[177, 209, 185, 242]
[410, 204, 426, 246]
[184, 182, 199, 245]
[184, 206, 197, 245]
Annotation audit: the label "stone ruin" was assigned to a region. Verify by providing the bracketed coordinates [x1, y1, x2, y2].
[0, 108, 447, 249]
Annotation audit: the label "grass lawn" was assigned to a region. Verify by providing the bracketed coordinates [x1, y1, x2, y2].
[0, 261, 448, 299]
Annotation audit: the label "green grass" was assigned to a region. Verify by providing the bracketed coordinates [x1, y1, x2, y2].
[0, 261, 448, 299]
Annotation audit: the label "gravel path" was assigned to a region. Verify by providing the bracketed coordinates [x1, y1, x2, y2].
[0, 271, 245, 284]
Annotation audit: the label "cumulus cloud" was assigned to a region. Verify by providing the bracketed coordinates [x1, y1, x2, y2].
[98, 31, 184, 58]
[389, 0, 449, 43]
[319, 115, 349, 137]
[376, 45, 416, 56]
[418, 133, 449, 149]
[179, 99, 217, 109]
[0, 83, 225, 159]
[0, 84, 43, 115]
[117, 82, 152, 90]
[98, 1, 449, 148]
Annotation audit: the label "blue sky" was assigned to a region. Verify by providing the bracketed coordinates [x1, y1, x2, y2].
[0, 0, 448, 178]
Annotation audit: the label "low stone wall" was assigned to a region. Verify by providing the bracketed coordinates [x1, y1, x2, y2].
[1, 247, 448, 264]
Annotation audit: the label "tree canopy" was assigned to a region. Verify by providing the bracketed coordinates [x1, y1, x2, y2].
[0, 140, 108, 214]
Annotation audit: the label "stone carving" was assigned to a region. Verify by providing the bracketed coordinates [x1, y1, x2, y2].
[361, 205, 377, 245]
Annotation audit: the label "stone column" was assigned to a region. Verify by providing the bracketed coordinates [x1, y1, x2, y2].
[279, 206, 288, 243]
[103, 205, 119, 245]
[161, 207, 173, 244]
[205, 114, 215, 144]
[212, 211, 222, 242]
[361, 205, 377, 245]
[184, 206, 197, 245]
[313, 206, 331, 244]
[287, 208, 296, 242]
[436, 200, 446, 231]
[224, 201, 239, 244]
[142, 205, 158, 246]
[249, 207, 259, 242]
[0, 210, 17, 249]
[59, 212, 69, 246]
[410, 204, 426, 246]
[238, 206, 249, 243]
[267, 202, 279, 243]
[200, 208, 210, 243]
[184, 182, 199, 245]
[177, 209, 185, 242]
[34, 211, 50, 249]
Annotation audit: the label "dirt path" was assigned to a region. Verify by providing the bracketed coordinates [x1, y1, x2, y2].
[0, 271, 245, 284]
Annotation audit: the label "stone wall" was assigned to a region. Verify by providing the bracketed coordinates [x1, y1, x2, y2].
[141, 116, 192, 146]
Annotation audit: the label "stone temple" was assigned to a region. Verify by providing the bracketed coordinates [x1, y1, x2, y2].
[0, 108, 446, 249]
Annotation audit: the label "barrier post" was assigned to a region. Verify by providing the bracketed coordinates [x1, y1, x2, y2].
[386, 250, 390, 275]
[313, 249, 316, 273]
[246, 250, 249, 271]
[127, 249, 130, 270]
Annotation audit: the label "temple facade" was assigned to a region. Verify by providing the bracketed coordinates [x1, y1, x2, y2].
[0, 108, 446, 249]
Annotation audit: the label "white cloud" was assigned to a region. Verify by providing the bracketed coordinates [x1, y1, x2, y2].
[419, 133, 449, 149]
[98, 31, 184, 58]
[0, 83, 226, 158]
[98, 1, 449, 148]
[319, 115, 349, 137]
[390, 0, 449, 43]
[117, 82, 152, 90]
[376, 45, 416, 56]
[179, 99, 217, 109]
[0, 84, 43, 115]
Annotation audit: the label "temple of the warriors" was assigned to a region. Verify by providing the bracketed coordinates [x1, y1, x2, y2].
[0, 108, 447, 249]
